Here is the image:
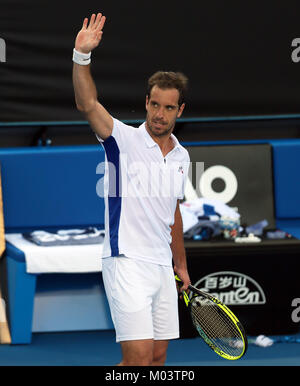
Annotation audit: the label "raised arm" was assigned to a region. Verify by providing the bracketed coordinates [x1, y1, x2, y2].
[72, 13, 113, 140]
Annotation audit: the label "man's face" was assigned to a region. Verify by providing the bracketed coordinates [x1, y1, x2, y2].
[145, 85, 185, 138]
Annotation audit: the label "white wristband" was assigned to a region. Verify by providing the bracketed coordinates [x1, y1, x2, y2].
[73, 48, 91, 65]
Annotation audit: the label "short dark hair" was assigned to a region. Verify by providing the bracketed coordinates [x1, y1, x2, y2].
[147, 71, 188, 106]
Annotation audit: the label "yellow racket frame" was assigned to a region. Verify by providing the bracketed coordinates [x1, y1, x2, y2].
[175, 275, 247, 360]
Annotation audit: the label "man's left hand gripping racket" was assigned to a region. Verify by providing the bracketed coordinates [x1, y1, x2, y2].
[175, 275, 247, 360]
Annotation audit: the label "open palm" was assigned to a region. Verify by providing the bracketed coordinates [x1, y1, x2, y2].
[75, 13, 106, 54]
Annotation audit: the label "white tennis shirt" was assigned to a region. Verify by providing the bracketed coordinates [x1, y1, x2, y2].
[97, 118, 190, 266]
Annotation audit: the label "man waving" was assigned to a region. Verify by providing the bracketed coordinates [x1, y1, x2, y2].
[72, 13, 191, 366]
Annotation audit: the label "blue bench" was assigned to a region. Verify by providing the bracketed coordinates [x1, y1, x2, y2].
[1, 145, 114, 344]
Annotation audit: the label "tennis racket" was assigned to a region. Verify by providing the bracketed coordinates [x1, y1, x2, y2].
[175, 275, 247, 360]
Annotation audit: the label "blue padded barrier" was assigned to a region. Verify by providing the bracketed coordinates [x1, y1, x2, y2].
[0, 145, 105, 232]
[271, 140, 300, 219]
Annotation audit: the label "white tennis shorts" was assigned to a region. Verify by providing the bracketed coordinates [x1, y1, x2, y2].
[102, 256, 179, 343]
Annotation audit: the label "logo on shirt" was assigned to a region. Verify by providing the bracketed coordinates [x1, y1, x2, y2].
[178, 166, 184, 174]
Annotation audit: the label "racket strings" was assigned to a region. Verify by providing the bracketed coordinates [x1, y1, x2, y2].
[190, 295, 244, 357]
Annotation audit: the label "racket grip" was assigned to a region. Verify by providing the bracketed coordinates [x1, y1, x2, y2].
[175, 275, 183, 287]
[175, 275, 190, 306]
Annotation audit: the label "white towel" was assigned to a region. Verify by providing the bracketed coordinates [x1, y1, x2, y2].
[180, 197, 240, 233]
[5, 233, 103, 274]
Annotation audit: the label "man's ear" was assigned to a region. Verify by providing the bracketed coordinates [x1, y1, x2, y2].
[177, 103, 185, 118]
[145, 95, 149, 110]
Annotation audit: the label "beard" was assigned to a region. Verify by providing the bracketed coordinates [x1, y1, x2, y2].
[146, 115, 175, 138]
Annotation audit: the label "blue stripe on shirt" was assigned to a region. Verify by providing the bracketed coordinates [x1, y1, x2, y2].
[102, 136, 121, 256]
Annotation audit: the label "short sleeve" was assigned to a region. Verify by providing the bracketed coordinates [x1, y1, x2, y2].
[95, 118, 136, 151]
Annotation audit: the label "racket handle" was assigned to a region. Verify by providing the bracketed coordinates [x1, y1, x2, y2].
[175, 275, 190, 307]
[175, 274, 183, 286]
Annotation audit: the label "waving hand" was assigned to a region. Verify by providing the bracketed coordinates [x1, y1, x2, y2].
[75, 13, 106, 54]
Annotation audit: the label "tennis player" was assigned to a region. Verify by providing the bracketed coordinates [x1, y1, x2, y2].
[72, 13, 191, 366]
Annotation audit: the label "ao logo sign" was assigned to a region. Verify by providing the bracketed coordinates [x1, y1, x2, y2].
[194, 271, 266, 305]
[186, 165, 238, 203]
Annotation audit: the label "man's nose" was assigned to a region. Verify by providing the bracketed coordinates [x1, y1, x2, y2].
[155, 106, 164, 119]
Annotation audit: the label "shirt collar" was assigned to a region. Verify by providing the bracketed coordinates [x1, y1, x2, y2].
[140, 122, 181, 152]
